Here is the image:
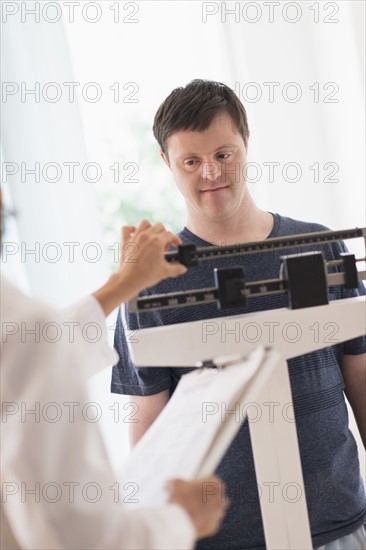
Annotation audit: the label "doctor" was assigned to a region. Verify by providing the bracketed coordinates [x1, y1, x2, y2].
[1, 201, 228, 549]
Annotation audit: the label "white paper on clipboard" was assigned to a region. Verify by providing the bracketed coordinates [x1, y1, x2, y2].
[120, 347, 281, 509]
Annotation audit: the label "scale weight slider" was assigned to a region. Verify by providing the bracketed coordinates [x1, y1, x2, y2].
[281, 252, 328, 309]
[214, 267, 247, 310]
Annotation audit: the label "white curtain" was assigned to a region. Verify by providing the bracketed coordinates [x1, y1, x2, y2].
[219, 1, 365, 233]
[1, 10, 108, 307]
[1, 4, 128, 468]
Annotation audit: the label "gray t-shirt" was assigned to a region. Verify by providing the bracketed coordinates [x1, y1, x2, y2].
[112, 213, 366, 549]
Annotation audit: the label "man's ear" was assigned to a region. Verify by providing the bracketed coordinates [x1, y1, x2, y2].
[160, 151, 171, 171]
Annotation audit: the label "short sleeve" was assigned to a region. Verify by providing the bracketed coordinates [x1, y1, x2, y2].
[111, 305, 173, 396]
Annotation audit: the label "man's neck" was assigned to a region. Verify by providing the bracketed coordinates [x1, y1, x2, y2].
[186, 198, 274, 246]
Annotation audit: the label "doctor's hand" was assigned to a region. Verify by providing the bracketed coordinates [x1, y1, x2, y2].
[119, 219, 187, 289]
[167, 476, 229, 540]
[93, 219, 187, 316]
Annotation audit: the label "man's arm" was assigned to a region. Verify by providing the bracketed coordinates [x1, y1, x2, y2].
[341, 353, 366, 449]
[129, 389, 170, 447]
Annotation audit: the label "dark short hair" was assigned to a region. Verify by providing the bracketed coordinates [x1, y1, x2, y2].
[153, 79, 249, 156]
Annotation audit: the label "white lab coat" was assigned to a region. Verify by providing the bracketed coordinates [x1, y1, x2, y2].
[0, 277, 195, 550]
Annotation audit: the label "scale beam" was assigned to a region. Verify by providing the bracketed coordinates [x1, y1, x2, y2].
[165, 227, 366, 266]
[129, 263, 365, 313]
[129, 227, 365, 313]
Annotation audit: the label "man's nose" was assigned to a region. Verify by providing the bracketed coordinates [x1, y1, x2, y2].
[202, 161, 222, 182]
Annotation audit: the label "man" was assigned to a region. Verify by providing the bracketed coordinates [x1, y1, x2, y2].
[1, 210, 228, 549]
[112, 80, 366, 549]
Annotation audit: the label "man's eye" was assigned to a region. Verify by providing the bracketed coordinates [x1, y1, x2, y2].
[184, 159, 199, 167]
[217, 153, 231, 160]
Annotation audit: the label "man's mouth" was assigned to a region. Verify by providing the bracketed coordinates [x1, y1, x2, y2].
[200, 185, 229, 193]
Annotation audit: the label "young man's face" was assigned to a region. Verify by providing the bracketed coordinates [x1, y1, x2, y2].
[161, 111, 248, 223]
